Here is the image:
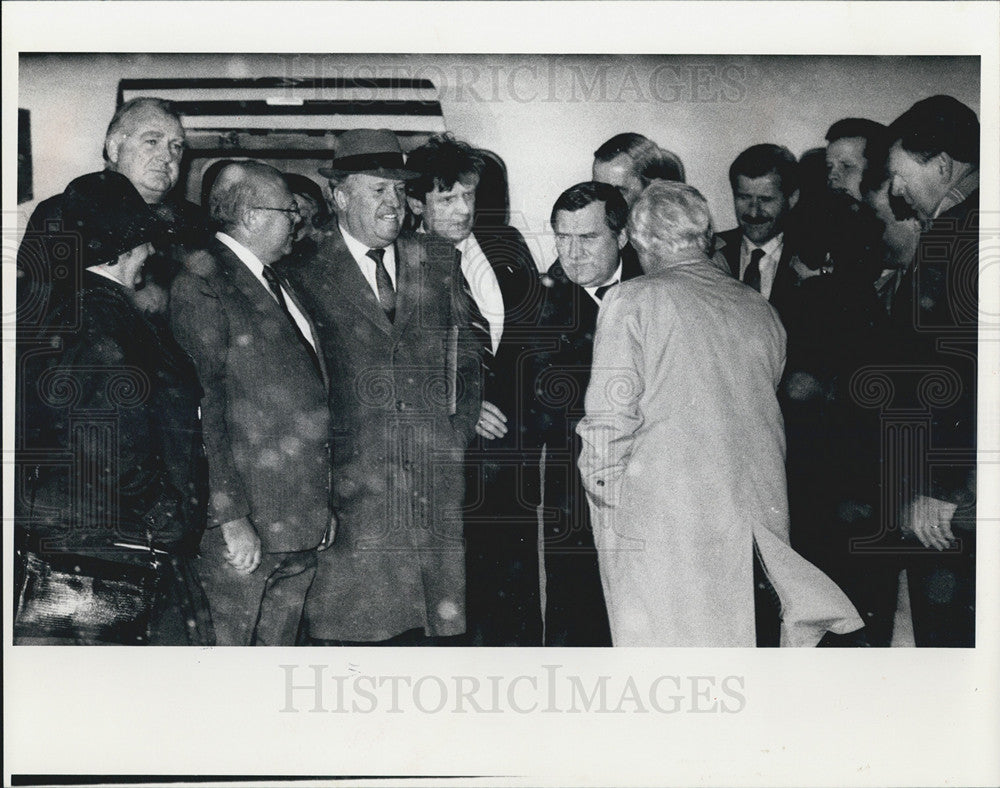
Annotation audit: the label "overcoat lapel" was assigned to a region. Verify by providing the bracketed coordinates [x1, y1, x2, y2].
[215, 240, 327, 383]
[281, 278, 330, 387]
[321, 230, 394, 336]
[391, 234, 423, 339]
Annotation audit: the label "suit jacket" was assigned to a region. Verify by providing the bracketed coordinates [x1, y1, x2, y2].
[467, 225, 546, 455]
[169, 239, 332, 554]
[715, 227, 797, 313]
[278, 229, 481, 640]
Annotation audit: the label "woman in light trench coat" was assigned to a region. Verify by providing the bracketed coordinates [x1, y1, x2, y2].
[577, 181, 863, 647]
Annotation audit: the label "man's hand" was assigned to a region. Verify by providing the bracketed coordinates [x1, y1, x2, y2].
[475, 401, 508, 440]
[901, 495, 957, 551]
[318, 511, 338, 552]
[221, 516, 261, 573]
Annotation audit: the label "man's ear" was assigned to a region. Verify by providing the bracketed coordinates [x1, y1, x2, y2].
[105, 136, 122, 167]
[787, 188, 800, 210]
[617, 229, 628, 250]
[934, 152, 954, 181]
[332, 183, 351, 213]
[406, 196, 425, 217]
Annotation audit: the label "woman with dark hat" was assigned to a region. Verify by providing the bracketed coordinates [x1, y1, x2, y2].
[15, 171, 214, 645]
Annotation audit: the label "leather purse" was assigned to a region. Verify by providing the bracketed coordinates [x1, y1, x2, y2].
[14, 548, 161, 645]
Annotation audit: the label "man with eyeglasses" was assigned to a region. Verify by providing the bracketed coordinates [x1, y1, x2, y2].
[169, 161, 335, 645]
[17, 97, 209, 325]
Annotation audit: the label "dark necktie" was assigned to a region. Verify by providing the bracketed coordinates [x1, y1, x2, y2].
[458, 251, 493, 356]
[743, 247, 765, 292]
[594, 280, 620, 301]
[262, 265, 322, 375]
[367, 247, 395, 322]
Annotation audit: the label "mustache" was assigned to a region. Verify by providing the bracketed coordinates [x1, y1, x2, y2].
[740, 216, 774, 224]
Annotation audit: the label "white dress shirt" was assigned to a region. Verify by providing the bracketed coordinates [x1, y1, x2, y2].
[339, 224, 398, 302]
[216, 231, 317, 353]
[739, 233, 784, 300]
[583, 262, 624, 305]
[456, 233, 505, 355]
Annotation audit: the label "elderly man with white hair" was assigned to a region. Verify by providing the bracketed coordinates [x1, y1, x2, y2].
[576, 181, 863, 647]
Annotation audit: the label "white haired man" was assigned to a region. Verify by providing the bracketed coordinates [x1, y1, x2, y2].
[576, 181, 863, 647]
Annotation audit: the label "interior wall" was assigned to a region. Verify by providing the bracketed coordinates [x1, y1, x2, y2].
[18, 53, 980, 269]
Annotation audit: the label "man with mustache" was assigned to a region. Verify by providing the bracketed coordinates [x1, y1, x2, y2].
[715, 144, 799, 313]
[278, 129, 482, 645]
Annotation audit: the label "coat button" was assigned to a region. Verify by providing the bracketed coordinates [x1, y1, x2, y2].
[396, 400, 405, 412]
[596, 479, 605, 487]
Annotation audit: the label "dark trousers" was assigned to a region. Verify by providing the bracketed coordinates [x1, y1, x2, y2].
[906, 534, 975, 647]
[197, 525, 317, 646]
[541, 460, 612, 647]
[463, 460, 543, 646]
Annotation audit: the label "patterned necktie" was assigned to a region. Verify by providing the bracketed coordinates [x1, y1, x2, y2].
[261, 265, 321, 375]
[458, 250, 494, 356]
[366, 247, 395, 322]
[594, 280, 619, 301]
[743, 247, 765, 292]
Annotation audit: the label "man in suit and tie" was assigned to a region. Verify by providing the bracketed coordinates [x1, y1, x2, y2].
[716, 144, 799, 312]
[404, 133, 545, 646]
[169, 161, 334, 645]
[531, 181, 641, 645]
[279, 129, 481, 645]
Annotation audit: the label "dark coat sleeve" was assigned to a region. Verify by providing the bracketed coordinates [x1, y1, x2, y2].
[169, 265, 252, 527]
[26, 288, 188, 548]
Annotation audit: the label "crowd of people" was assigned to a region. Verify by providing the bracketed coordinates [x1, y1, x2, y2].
[14, 92, 978, 647]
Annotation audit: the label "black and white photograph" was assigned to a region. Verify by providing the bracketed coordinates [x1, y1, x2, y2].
[3, 2, 999, 786]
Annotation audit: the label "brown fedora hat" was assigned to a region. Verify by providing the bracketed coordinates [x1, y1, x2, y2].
[318, 128, 419, 180]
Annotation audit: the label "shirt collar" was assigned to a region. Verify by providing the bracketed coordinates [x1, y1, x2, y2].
[339, 223, 382, 259]
[742, 232, 783, 257]
[934, 166, 979, 219]
[216, 231, 266, 276]
[584, 262, 624, 296]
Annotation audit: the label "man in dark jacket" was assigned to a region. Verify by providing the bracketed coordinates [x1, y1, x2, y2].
[406, 134, 545, 645]
[17, 97, 208, 328]
[531, 181, 641, 646]
[715, 143, 800, 313]
[882, 94, 979, 647]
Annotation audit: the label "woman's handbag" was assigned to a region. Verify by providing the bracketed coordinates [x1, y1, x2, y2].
[14, 547, 161, 645]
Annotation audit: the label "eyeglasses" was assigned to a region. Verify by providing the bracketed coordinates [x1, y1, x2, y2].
[251, 206, 301, 220]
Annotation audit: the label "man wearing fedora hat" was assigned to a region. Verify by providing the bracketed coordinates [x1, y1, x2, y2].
[278, 129, 482, 645]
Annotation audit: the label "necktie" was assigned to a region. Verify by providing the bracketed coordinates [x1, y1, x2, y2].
[459, 250, 493, 356]
[367, 247, 395, 322]
[594, 280, 619, 301]
[743, 247, 765, 292]
[262, 265, 322, 375]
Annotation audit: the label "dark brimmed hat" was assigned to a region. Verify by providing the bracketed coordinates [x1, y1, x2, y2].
[61, 171, 165, 270]
[318, 128, 419, 180]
